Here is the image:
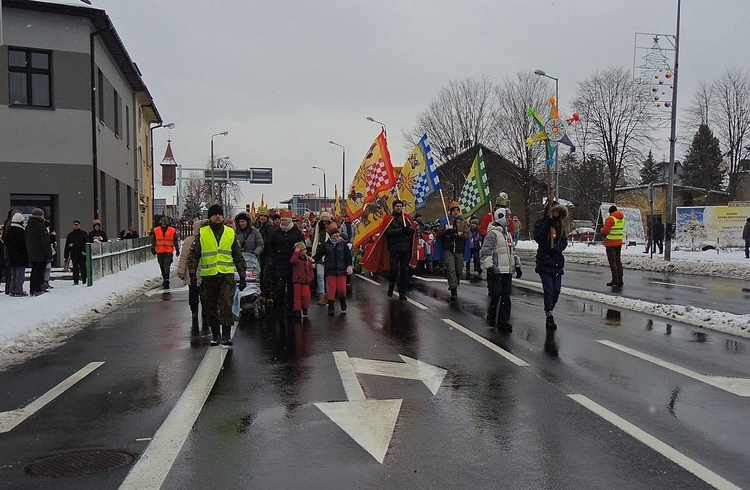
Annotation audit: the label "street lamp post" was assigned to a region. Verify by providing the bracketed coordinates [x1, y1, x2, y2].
[534, 69, 560, 200]
[210, 131, 229, 203]
[664, 0, 681, 262]
[366, 116, 387, 136]
[149, 122, 174, 227]
[329, 140, 346, 198]
[312, 183, 321, 213]
[312, 166, 327, 206]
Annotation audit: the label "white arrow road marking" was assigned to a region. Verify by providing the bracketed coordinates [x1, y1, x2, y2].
[319, 351, 445, 463]
[349, 355, 446, 395]
[332, 351, 366, 401]
[0, 361, 104, 434]
[315, 399, 402, 464]
[442, 319, 529, 367]
[598, 340, 750, 397]
[569, 394, 741, 490]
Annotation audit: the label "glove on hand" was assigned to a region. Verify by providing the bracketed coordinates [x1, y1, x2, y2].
[175, 250, 180, 257]
[189, 273, 197, 287]
[515, 267, 523, 279]
[238, 277, 246, 291]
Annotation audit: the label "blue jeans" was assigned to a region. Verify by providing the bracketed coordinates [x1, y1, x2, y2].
[539, 272, 562, 312]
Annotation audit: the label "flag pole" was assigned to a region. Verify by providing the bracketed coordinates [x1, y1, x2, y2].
[438, 188, 449, 222]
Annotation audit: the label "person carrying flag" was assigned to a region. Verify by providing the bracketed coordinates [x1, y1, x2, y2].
[384, 199, 415, 301]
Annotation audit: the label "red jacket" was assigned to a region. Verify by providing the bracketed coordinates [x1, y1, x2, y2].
[290, 249, 315, 284]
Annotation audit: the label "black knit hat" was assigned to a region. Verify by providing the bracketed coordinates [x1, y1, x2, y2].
[207, 204, 223, 217]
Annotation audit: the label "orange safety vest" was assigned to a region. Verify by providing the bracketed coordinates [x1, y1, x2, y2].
[154, 226, 176, 254]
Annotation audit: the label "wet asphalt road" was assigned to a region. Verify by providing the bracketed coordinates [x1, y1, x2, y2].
[1, 268, 749, 489]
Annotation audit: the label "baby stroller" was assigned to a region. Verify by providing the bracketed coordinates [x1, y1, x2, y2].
[236, 252, 263, 319]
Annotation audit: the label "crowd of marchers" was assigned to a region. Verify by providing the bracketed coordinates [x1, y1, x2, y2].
[0, 197, 636, 348]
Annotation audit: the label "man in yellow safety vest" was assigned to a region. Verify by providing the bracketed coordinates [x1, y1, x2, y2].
[600, 205, 625, 287]
[187, 205, 246, 346]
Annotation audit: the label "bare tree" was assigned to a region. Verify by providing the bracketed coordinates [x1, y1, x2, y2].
[182, 172, 206, 219]
[492, 71, 551, 238]
[212, 157, 241, 216]
[687, 69, 750, 199]
[572, 67, 652, 201]
[404, 76, 499, 162]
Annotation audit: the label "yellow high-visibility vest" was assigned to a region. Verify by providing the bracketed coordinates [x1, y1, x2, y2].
[606, 217, 625, 242]
[199, 226, 236, 276]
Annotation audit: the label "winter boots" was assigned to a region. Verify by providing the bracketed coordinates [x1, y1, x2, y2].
[399, 292, 407, 301]
[387, 283, 395, 297]
[163, 279, 170, 289]
[221, 324, 233, 346]
[545, 314, 557, 330]
[340, 297, 347, 312]
[449, 287, 457, 303]
[328, 300, 335, 316]
[317, 293, 328, 305]
[209, 324, 221, 346]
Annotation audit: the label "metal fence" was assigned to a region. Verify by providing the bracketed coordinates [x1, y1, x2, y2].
[86, 237, 153, 285]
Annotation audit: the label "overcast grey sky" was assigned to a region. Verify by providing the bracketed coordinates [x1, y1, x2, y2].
[88, 0, 750, 211]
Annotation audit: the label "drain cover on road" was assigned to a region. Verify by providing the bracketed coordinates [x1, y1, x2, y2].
[26, 450, 134, 477]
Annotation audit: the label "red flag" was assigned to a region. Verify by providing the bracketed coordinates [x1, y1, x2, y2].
[346, 129, 395, 220]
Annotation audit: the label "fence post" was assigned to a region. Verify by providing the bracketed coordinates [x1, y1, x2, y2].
[86, 243, 92, 287]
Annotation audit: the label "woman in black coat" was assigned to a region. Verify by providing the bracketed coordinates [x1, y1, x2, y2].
[5, 213, 28, 296]
[534, 203, 568, 330]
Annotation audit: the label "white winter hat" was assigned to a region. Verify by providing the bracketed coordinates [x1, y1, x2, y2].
[493, 208, 507, 226]
[11, 213, 24, 223]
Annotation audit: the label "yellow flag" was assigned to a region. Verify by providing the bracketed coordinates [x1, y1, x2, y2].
[334, 185, 342, 221]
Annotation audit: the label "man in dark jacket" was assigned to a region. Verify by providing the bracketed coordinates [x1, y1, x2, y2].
[384, 199, 414, 301]
[438, 201, 468, 302]
[267, 210, 304, 315]
[64, 220, 90, 285]
[534, 203, 568, 330]
[25, 208, 53, 296]
[743, 217, 750, 259]
[653, 217, 665, 254]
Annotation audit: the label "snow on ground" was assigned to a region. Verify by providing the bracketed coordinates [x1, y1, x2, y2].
[1, 242, 749, 371]
[0, 261, 163, 371]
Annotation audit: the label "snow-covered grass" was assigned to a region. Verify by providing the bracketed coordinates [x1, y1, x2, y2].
[1, 243, 749, 372]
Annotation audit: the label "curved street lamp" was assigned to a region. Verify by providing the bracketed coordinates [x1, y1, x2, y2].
[329, 140, 346, 197]
[210, 131, 229, 203]
[366, 116, 387, 136]
[312, 166, 327, 202]
[312, 183, 322, 213]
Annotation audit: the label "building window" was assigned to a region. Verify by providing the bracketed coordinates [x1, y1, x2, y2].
[8, 48, 52, 107]
[98, 69, 104, 123]
[126, 106, 131, 148]
[114, 90, 121, 137]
